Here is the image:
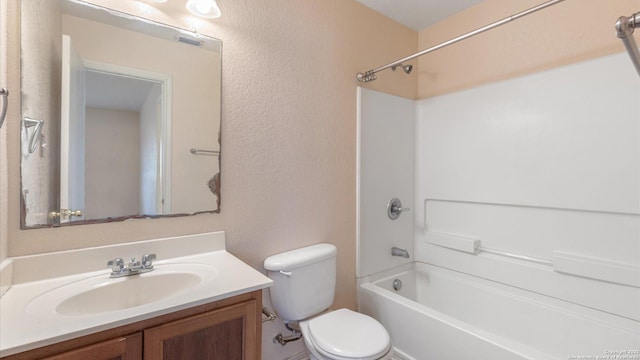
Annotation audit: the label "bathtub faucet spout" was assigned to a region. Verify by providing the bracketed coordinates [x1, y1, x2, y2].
[391, 247, 410, 258]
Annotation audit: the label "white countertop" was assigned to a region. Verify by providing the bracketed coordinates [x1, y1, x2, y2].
[0, 231, 272, 357]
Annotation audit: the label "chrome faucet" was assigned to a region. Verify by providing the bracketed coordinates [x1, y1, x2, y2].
[391, 247, 410, 258]
[107, 253, 156, 278]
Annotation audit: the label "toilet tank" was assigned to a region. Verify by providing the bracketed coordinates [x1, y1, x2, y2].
[263, 243, 337, 322]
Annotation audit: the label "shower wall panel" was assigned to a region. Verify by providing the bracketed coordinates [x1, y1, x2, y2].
[414, 52, 640, 320]
[357, 87, 415, 278]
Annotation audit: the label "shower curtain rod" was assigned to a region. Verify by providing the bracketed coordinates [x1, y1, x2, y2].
[356, 0, 565, 83]
[616, 12, 640, 76]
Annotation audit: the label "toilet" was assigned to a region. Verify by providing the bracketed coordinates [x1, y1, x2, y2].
[264, 243, 392, 360]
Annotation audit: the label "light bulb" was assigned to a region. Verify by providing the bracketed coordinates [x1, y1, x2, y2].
[186, 0, 221, 19]
[196, 2, 209, 13]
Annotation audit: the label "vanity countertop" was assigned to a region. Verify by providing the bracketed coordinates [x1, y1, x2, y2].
[0, 231, 272, 357]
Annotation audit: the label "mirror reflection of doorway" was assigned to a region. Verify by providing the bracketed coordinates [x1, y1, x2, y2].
[61, 37, 172, 221]
[84, 64, 172, 218]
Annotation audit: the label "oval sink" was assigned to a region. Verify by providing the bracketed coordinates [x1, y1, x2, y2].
[26, 263, 217, 316]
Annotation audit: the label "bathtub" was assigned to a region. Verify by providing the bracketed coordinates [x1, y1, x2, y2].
[358, 263, 639, 360]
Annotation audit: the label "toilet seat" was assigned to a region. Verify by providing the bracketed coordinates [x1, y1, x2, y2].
[305, 308, 391, 360]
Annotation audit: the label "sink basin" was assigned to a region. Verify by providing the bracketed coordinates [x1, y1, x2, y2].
[26, 263, 217, 316]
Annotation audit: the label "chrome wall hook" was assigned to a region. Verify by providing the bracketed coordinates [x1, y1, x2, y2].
[22, 117, 45, 154]
[0, 88, 8, 129]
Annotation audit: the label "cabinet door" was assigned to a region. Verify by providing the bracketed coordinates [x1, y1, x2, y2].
[44, 333, 142, 360]
[144, 300, 258, 360]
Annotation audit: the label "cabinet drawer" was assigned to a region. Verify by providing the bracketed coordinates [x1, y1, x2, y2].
[43, 333, 142, 360]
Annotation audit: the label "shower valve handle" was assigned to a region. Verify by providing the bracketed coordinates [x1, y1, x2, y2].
[387, 198, 409, 220]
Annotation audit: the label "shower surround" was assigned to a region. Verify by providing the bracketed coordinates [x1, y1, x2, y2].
[356, 52, 640, 359]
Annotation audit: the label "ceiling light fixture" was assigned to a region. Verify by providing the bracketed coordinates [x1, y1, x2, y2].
[186, 0, 221, 19]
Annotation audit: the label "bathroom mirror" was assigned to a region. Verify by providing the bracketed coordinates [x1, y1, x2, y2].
[20, 0, 222, 228]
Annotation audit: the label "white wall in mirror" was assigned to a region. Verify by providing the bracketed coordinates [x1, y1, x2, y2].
[85, 108, 140, 219]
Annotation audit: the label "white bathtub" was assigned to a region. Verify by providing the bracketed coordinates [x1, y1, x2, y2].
[358, 263, 639, 360]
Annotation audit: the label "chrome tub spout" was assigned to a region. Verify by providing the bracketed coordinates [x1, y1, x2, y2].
[391, 247, 410, 258]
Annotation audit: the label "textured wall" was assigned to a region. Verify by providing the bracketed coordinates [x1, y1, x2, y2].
[418, 0, 640, 98]
[19, 0, 62, 226]
[0, 0, 8, 262]
[3, 0, 417, 318]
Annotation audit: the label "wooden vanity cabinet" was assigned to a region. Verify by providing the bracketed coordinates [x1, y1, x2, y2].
[2, 291, 262, 360]
[144, 300, 257, 359]
[43, 334, 142, 360]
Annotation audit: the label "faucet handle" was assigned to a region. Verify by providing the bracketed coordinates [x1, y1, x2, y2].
[387, 198, 409, 220]
[141, 253, 157, 270]
[107, 258, 125, 273]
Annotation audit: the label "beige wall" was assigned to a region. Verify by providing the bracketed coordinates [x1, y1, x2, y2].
[3, 0, 418, 314]
[418, 0, 640, 98]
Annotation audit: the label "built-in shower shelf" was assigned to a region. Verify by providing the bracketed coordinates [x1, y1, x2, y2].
[553, 251, 640, 288]
[425, 230, 640, 287]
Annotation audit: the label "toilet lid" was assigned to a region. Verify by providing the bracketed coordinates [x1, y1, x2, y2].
[308, 308, 390, 360]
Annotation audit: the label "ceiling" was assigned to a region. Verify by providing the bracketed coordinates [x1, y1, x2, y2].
[86, 70, 156, 112]
[356, 0, 484, 32]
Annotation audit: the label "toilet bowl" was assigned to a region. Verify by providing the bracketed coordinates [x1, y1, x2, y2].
[263, 244, 393, 360]
[300, 309, 392, 360]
